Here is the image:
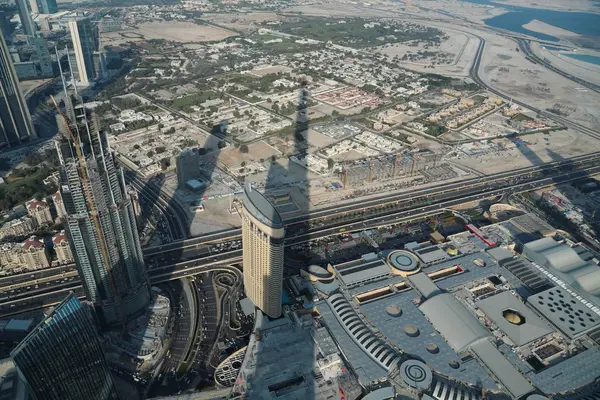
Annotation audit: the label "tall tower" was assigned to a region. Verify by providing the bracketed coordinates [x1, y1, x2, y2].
[37, 0, 58, 14]
[57, 103, 150, 326]
[0, 32, 36, 147]
[10, 293, 120, 400]
[26, 35, 53, 77]
[241, 182, 285, 318]
[69, 17, 99, 84]
[28, 0, 39, 14]
[15, 0, 36, 36]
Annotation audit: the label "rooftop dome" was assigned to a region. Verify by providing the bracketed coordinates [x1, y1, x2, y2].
[308, 265, 331, 278]
[386, 305, 402, 317]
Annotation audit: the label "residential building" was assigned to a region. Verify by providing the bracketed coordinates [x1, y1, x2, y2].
[15, 0, 35, 36]
[20, 236, 48, 269]
[0, 216, 36, 240]
[0, 33, 36, 147]
[25, 199, 52, 226]
[52, 190, 66, 220]
[241, 182, 285, 318]
[69, 17, 100, 84]
[58, 105, 150, 325]
[10, 293, 120, 400]
[52, 231, 72, 264]
[0, 237, 49, 271]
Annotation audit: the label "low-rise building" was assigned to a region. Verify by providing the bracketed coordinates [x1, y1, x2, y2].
[0, 216, 37, 240]
[52, 231, 73, 264]
[25, 199, 52, 226]
[0, 237, 49, 272]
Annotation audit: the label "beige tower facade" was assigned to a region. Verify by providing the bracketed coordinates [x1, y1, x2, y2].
[241, 183, 285, 318]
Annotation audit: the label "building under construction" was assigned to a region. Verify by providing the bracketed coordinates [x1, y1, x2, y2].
[56, 99, 150, 326]
[340, 151, 446, 187]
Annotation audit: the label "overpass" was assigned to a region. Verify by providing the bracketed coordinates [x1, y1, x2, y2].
[1, 156, 599, 317]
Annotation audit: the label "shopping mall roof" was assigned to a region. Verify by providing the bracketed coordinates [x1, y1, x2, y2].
[419, 292, 491, 353]
[476, 291, 553, 346]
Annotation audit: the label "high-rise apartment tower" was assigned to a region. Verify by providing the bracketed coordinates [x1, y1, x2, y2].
[10, 293, 120, 400]
[57, 105, 150, 325]
[241, 182, 285, 318]
[0, 32, 36, 147]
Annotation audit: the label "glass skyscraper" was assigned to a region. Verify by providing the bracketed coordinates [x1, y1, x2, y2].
[57, 106, 150, 326]
[0, 32, 36, 147]
[10, 293, 119, 400]
[69, 17, 100, 84]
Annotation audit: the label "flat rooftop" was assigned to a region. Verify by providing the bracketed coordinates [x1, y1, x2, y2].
[312, 230, 600, 398]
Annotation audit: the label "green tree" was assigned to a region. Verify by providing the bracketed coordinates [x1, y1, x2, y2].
[327, 158, 334, 170]
[218, 141, 227, 149]
[239, 144, 249, 153]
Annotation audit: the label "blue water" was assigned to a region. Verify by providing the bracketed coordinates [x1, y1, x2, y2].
[563, 53, 600, 65]
[458, 0, 600, 42]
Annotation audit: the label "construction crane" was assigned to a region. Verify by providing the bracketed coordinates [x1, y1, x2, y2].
[51, 95, 126, 331]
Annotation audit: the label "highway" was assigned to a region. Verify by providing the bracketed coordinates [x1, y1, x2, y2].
[141, 151, 600, 258]
[516, 38, 600, 95]
[3, 34, 600, 316]
[469, 36, 600, 143]
[125, 171, 189, 241]
[1, 157, 600, 317]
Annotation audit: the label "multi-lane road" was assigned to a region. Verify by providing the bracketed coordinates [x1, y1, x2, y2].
[1, 152, 600, 317]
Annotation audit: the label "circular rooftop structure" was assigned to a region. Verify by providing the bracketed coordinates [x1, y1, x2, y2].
[526, 396, 549, 400]
[425, 343, 439, 354]
[404, 324, 420, 337]
[387, 250, 420, 276]
[448, 360, 460, 369]
[386, 305, 402, 317]
[399, 360, 433, 391]
[308, 265, 331, 279]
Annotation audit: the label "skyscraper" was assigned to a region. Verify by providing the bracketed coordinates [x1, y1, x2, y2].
[241, 182, 285, 318]
[26, 35, 53, 77]
[69, 17, 99, 84]
[57, 105, 150, 325]
[0, 32, 36, 147]
[27, 0, 39, 14]
[10, 293, 120, 400]
[176, 147, 201, 188]
[15, 0, 35, 36]
[37, 0, 58, 15]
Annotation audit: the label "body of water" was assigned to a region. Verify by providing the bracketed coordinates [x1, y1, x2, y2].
[458, 0, 600, 42]
[562, 53, 600, 65]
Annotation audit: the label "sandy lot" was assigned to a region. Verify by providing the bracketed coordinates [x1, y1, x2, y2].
[219, 141, 281, 169]
[522, 20, 579, 39]
[113, 22, 236, 43]
[454, 128, 600, 174]
[201, 12, 283, 33]
[377, 21, 479, 77]
[532, 43, 600, 86]
[247, 65, 293, 77]
[476, 28, 600, 133]
[493, 0, 600, 14]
